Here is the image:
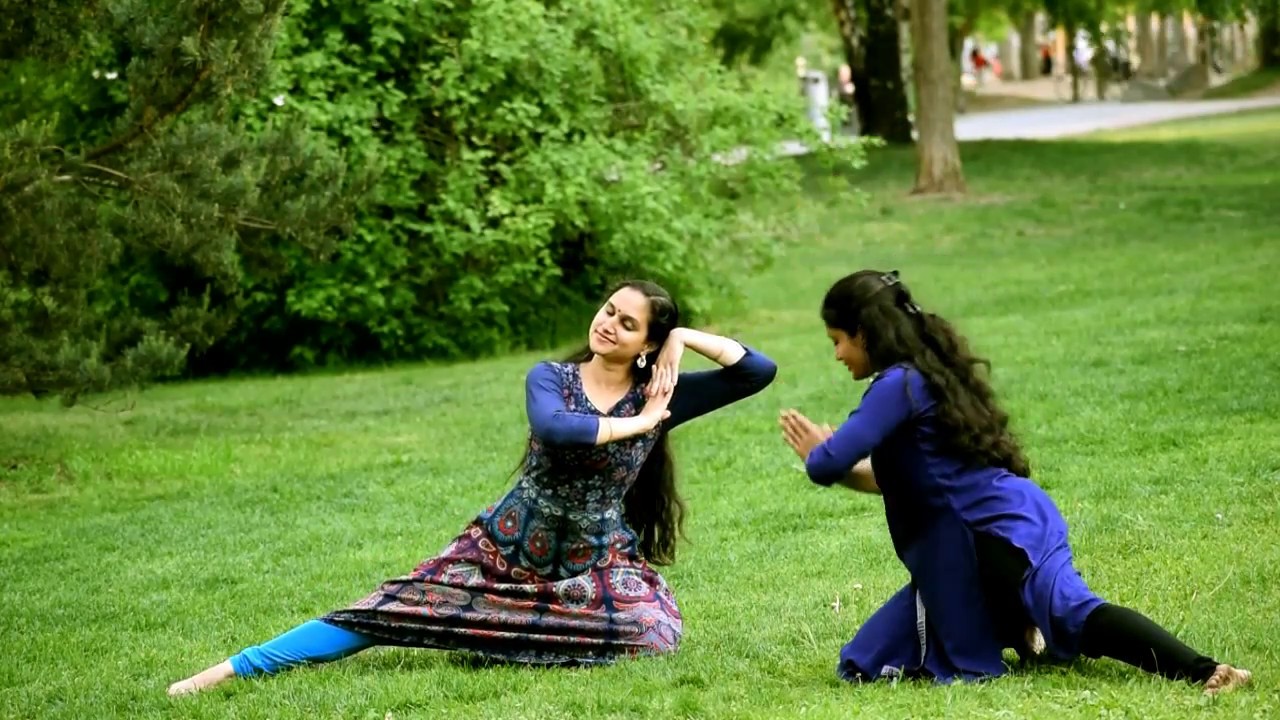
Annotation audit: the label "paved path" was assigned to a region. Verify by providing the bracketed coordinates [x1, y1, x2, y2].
[953, 96, 1280, 140]
[768, 96, 1280, 158]
[965, 71, 1240, 103]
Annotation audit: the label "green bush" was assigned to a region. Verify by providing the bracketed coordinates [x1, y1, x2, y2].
[1, 1, 366, 405]
[3, 0, 853, 402]
[203, 0, 817, 371]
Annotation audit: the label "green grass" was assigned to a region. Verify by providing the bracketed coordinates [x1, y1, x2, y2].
[3, 110, 1280, 719]
[1088, 106, 1280, 143]
[1202, 68, 1280, 99]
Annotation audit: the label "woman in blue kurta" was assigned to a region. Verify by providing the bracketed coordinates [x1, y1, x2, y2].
[779, 269, 1250, 696]
[169, 279, 777, 696]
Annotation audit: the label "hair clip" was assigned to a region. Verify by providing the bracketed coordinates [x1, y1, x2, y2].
[880, 270, 901, 287]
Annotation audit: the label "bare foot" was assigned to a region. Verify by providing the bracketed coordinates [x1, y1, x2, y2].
[1025, 625, 1046, 656]
[1014, 625, 1046, 663]
[167, 660, 236, 697]
[1203, 664, 1252, 696]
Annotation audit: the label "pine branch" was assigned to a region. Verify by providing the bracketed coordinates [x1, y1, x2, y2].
[70, 161, 281, 231]
[82, 162, 134, 183]
[236, 216, 278, 230]
[84, 64, 214, 162]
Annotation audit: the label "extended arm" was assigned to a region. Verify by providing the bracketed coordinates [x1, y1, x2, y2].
[678, 328, 748, 367]
[662, 330, 778, 431]
[805, 367, 914, 486]
[525, 363, 661, 446]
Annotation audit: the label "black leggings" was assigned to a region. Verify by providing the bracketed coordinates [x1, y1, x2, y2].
[973, 533, 1220, 683]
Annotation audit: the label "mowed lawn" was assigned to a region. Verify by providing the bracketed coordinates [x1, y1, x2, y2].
[2, 110, 1278, 720]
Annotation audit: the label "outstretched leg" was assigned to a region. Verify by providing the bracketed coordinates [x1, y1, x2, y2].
[168, 620, 378, 696]
[1079, 603, 1251, 695]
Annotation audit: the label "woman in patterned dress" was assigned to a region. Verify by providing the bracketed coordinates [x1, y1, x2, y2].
[778, 269, 1251, 695]
[169, 279, 777, 695]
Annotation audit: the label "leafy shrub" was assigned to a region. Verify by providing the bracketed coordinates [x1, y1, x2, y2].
[201, 0, 815, 371]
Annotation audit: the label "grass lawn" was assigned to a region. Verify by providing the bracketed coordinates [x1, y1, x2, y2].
[1202, 68, 1280, 99]
[3, 110, 1278, 719]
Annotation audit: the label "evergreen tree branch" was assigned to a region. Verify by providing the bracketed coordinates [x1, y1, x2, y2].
[56, 160, 282, 231]
[84, 64, 213, 162]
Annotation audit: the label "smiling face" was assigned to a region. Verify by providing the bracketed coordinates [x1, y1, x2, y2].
[826, 326, 872, 380]
[588, 287, 654, 363]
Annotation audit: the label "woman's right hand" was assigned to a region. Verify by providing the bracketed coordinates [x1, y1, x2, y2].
[779, 409, 832, 462]
[640, 384, 674, 428]
[595, 386, 674, 445]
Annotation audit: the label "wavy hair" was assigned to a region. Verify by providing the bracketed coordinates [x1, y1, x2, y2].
[821, 270, 1032, 477]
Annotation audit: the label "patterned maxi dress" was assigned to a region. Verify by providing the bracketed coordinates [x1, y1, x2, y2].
[322, 346, 777, 665]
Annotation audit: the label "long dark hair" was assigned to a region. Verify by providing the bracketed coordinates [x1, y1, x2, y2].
[821, 270, 1032, 477]
[521, 279, 687, 565]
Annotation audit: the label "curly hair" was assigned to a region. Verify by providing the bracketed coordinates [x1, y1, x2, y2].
[821, 270, 1032, 478]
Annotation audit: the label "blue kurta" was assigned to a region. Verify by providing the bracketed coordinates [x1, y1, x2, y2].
[806, 363, 1105, 683]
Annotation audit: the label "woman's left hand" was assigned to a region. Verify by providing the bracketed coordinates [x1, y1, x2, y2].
[779, 409, 833, 462]
[646, 329, 685, 398]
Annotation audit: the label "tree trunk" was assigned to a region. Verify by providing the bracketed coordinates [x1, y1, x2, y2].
[949, 23, 968, 113]
[1091, 34, 1112, 100]
[1018, 12, 1039, 78]
[1188, 17, 1199, 67]
[1235, 21, 1248, 67]
[1262, 0, 1280, 68]
[998, 33, 1019, 80]
[1154, 13, 1169, 77]
[1065, 20, 1081, 102]
[1136, 11, 1156, 77]
[1196, 19, 1215, 69]
[910, 0, 965, 195]
[830, 0, 876, 135]
[1171, 13, 1190, 70]
[1235, 21, 1247, 67]
[1221, 21, 1230, 69]
[1245, 17, 1257, 66]
[862, 0, 913, 143]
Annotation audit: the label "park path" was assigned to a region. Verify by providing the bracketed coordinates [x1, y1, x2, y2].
[954, 96, 1280, 140]
[769, 96, 1280, 158]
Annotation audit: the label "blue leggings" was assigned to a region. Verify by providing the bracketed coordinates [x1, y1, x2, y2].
[229, 620, 379, 677]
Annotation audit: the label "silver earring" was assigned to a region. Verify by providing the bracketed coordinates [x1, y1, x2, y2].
[636, 354, 647, 369]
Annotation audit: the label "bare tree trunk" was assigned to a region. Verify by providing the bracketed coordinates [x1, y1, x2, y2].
[1154, 13, 1169, 77]
[1197, 19, 1215, 69]
[1233, 21, 1246, 67]
[1235, 21, 1248, 67]
[1220, 21, 1234, 70]
[1091, 35, 1112, 100]
[949, 24, 968, 113]
[1065, 20, 1081, 102]
[1136, 11, 1157, 77]
[997, 35, 1017, 79]
[1262, 0, 1280, 68]
[863, 0, 914, 143]
[831, 0, 876, 134]
[1171, 12, 1190, 69]
[1018, 12, 1039, 78]
[1244, 16, 1258, 68]
[910, 0, 965, 195]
